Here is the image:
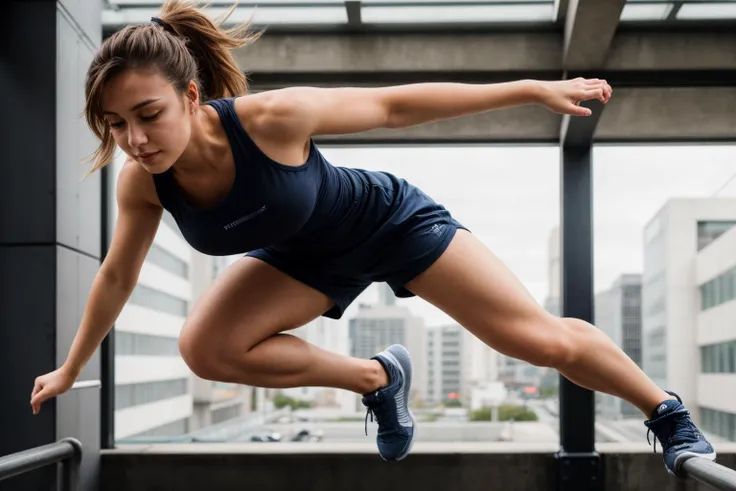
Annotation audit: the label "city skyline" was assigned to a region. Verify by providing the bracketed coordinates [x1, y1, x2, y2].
[319, 145, 736, 327]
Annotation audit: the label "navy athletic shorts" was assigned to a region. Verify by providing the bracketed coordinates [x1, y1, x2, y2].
[247, 175, 469, 319]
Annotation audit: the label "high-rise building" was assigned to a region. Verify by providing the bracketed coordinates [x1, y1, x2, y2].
[426, 324, 497, 406]
[642, 198, 736, 421]
[696, 218, 736, 441]
[348, 284, 427, 406]
[499, 227, 559, 391]
[427, 325, 462, 405]
[108, 152, 195, 440]
[286, 316, 355, 413]
[109, 153, 250, 440]
[188, 253, 251, 432]
[595, 274, 642, 420]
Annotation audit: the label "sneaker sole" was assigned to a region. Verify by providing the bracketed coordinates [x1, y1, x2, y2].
[382, 347, 416, 462]
[668, 451, 718, 476]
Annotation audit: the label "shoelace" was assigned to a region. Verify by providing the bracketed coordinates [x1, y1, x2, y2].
[647, 410, 699, 454]
[365, 408, 378, 436]
[364, 391, 393, 436]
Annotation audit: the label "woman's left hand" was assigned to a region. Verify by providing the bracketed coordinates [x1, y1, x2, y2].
[537, 78, 612, 116]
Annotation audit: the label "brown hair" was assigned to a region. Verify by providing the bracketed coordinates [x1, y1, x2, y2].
[83, 0, 262, 173]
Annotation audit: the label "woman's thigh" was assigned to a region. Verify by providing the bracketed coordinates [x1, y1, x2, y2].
[178, 256, 334, 371]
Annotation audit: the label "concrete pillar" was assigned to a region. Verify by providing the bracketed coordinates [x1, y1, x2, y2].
[0, 1, 102, 490]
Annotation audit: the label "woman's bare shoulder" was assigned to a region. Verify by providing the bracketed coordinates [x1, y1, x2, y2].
[115, 158, 162, 209]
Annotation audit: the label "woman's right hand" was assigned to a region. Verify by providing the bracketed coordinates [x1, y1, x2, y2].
[30, 367, 77, 415]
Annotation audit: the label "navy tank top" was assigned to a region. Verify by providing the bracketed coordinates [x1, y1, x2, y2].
[152, 97, 408, 259]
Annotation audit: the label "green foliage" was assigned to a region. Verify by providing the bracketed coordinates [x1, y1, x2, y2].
[273, 393, 312, 410]
[470, 404, 538, 422]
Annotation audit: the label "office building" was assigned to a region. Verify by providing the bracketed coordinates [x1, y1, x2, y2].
[285, 316, 355, 413]
[595, 274, 643, 420]
[426, 324, 497, 406]
[642, 198, 736, 422]
[696, 218, 736, 441]
[348, 284, 428, 406]
[109, 154, 249, 440]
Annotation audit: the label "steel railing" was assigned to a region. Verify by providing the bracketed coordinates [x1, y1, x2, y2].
[0, 380, 97, 489]
[0, 438, 82, 490]
[682, 457, 736, 491]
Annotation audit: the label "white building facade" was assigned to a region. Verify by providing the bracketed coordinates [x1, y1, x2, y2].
[642, 198, 736, 424]
[109, 153, 250, 440]
[696, 218, 736, 441]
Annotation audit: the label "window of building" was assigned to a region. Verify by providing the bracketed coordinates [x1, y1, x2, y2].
[701, 340, 736, 373]
[700, 266, 736, 311]
[697, 221, 736, 251]
[115, 379, 189, 410]
[211, 405, 242, 425]
[700, 407, 736, 442]
[147, 243, 189, 279]
[129, 284, 189, 317]
[115, 331, 180, 356]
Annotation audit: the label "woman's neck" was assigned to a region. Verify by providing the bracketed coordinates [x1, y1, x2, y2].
[172, 106, 227, 177]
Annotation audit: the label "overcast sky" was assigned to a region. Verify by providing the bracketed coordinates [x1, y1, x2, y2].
[319, 145, 736, 327]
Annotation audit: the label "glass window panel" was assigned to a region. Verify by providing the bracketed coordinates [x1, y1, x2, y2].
[702, 346, 707, 373]
[115, 331, 181, 356]
[129, 284, 189, 317]
[678, 3, 736, 19]
[620, 3, 673, 20]
[110, 0, 345, 3]
[115, 379, 188, 410]
[103, 6, 348, 25]
[361, 4, 554, 23]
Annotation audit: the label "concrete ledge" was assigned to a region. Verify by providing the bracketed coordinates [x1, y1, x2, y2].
[100, 443, 736, 491]
[238, 29, 736, 74]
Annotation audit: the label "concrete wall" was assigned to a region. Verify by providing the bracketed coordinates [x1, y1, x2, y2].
[99, 445, 736, 491]
[0, 1, 102, 490]
[238, 29, 736, 143]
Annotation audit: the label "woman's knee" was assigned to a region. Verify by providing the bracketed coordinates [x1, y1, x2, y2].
[178, 323, 229, 381]
[526, 316, 582, 369]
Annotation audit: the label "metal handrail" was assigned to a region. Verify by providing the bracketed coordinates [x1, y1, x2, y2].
[0, 438, 82, 490]
[682, 457, 736, 491]
[70, 379, 101, 390]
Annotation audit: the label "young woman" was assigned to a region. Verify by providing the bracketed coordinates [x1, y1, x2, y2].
[30, 0, 713, 472]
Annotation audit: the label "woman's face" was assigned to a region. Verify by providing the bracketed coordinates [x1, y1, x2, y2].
[101, 67, 195, 173]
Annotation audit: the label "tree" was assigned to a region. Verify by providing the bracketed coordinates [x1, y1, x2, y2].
[273, 393, 312, 410]
[470, 404, 538, 422]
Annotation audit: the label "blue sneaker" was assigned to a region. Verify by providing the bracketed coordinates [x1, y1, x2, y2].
[644, 391, 716, 476]
[362, 344, 416, 461]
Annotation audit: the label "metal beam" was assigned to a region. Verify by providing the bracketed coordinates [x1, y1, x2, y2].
[667, 2, 684, 21]
[560, 99, 606, 147]
[605, 29, 736, 71]
[100, 165, 115, 450]
[596, 87, 736, 142]
[554, 0, 570, 22]
[563, 0, 626, 70]
[557, 144, 601, 491]
[235, 29, 736, 75]
[237, 31, 562, 74]
[345, 1, 361, 26]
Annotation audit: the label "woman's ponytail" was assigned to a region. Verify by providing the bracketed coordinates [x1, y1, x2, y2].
[156, 0, 262, 101]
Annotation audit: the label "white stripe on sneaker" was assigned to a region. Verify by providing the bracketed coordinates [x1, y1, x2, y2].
[382, 351, 413, 428]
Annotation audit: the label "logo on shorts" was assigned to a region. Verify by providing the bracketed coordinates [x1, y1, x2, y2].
[430, 224, 443, 236]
